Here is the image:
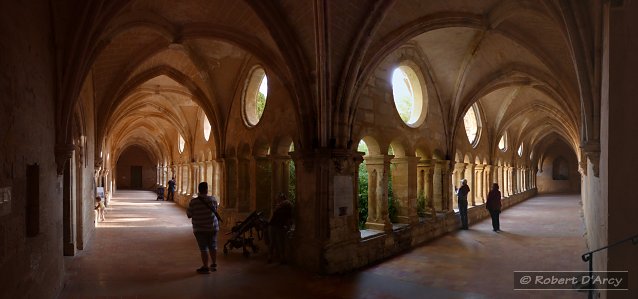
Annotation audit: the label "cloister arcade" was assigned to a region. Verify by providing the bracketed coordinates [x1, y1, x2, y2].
[4, 1, 636, 298]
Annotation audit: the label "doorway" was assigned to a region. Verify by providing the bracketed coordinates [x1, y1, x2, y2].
[131, 166, 143, 189]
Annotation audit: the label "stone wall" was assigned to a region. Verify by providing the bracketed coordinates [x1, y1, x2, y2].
[606, 3, 638, 297]
[0, 1, 64, 298]
[115, 146, 157, 190]
[536, 140, 580, 194]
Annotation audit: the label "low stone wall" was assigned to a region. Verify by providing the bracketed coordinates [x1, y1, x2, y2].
[323, 188, 538, 273]
[173, 189, 537, 274]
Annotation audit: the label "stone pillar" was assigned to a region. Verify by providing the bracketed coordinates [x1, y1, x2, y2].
[225, 158, 238, 209]
[205, 161, 213, 187]
[503, 166, 509, 197]
[464, 163, 475, 206]
[417, 160, 435, 215]
[484, 165, 492, 200]
[432, 160, 443, 211]
[475, 164, 485, 204]
[290, 149, 363, 273]
[364, 155, 393, 231]
[215, 159, 224, 202]
[270, 156, 291, 204]
[254, 156, 272, 214]
[391, 156, 418, 224]
[237, 158, 251, 212]
[452, 162, 466, 210]
[199, 162, 205, 184]
[435, 160, 452, 212]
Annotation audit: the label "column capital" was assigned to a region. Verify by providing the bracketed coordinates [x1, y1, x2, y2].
[417, 159, 434, 167]
[364, 154, 394, 166]
[55, 143, 75, 175]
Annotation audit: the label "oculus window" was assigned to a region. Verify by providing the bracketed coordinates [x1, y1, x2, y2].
[242, 67, 268, 127]
[463, 104, 481, 147]
[391, 64, 427, 127]
[178, 135, 185, 153]
[203, 115, 211, 141]
[498, 133, 507, 151]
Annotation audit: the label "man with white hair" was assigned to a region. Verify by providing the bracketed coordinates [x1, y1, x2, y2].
[455, 179, 470, 230]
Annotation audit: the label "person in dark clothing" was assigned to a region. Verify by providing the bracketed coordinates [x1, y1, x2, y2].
[268, 193, 293, 264]
[486, 183, 502, 232]
[167, 177, 176, 201]
[455, 179, 470, 230]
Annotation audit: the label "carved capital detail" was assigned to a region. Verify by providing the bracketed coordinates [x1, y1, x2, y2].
[55, 144, 75, 175]
[580, 142, 600, 177]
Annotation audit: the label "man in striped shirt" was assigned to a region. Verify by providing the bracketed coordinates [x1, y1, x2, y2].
[187, 182, 220, 274]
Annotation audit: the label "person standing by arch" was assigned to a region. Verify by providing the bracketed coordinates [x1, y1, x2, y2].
[486, 183, 502, 232]
[167, 177, 176, 201]
[455, 179, 470, 230]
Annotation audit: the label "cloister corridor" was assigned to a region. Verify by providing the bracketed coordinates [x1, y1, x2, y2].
[59, 191, 586, 299]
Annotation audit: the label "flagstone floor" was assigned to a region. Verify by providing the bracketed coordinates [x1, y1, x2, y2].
[59, 191, 587, 299]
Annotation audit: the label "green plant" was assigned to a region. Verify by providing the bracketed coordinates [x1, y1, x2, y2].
[256, 91, 266, 118]
[417, 192, 426, 217]
[358, 162, 368, 229]
[387, 165, 398, 223]
[288, 160, 296, 204]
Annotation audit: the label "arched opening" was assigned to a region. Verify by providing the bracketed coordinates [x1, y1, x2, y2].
[357, 140, 369, 230]
[287, 142, 296, 204]
[115, 145, 157, 190]
[536, 136, 580, 194]
[387, 145, 398, 224]
[552, 156, 569, 180]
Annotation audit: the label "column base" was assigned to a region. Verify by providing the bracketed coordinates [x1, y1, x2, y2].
[364, 221, 392, 231]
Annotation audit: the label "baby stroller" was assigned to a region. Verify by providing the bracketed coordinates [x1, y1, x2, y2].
[223, 210, 269, 257]
[156, 186, 165, 201]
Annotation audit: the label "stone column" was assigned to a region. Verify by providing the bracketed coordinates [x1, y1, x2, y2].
[290, 149, 363, 273]
[225, 158, 238, 209]
[453, 162, 466, 210]
[215, 159, 224, 203]
[503, 166, 509, 197]
[435, 160, 452, 212]
[254, 156, 272, 214]
[464, 163, 475, 206]
[191, 162, 199, 195]
[364, 155, 393, 231]
[475, 164, 485, 204]
[237, 158, 251, 212]
[391, 156, 419, 224]
[270, 156, 291, 203]
[205, 161, 213, 186]
[432, 160, 443, 211]
[417, 160, 435, 215]
[484, 165, 492, 200]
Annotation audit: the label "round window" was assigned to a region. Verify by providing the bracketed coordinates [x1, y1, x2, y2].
[498, 133, 507, 151]
[391, 64, 426, 127]
[242, 67, 268, 127]
[178, 135, 185, 153]
[203, 115, 211, 141]
[463, 104, 481, 146]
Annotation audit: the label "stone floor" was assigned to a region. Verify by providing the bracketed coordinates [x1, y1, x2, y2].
[59, 191, 587, 299]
